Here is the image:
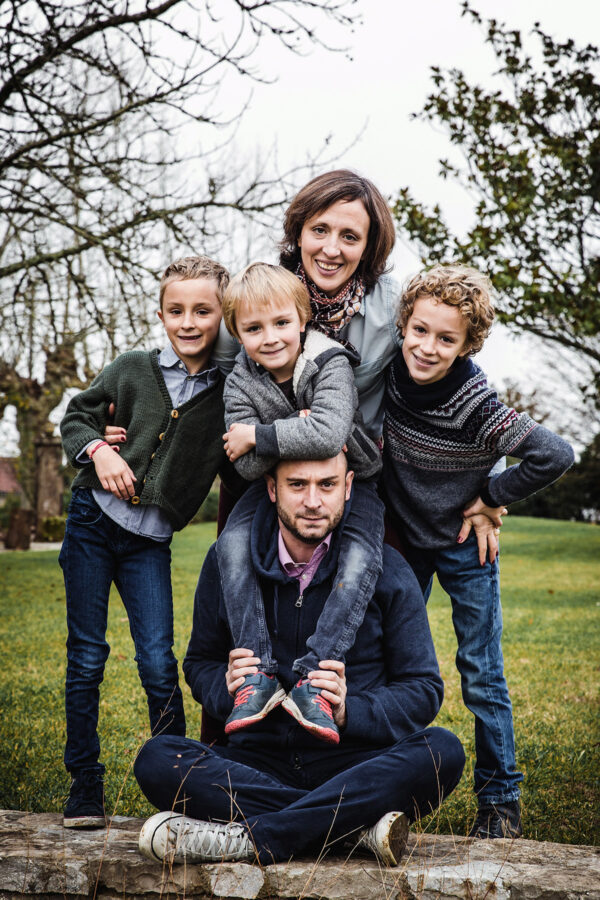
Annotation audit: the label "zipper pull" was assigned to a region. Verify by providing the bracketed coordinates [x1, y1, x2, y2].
[295, 594, 303, 608]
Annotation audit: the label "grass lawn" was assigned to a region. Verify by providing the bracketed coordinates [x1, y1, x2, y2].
[0, 516, 598, 845]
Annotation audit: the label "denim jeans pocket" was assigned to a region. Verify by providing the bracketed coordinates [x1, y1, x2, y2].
[68, 488, 103, 527]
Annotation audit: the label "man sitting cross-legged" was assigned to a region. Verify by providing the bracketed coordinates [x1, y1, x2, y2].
[134, 453, 465, 867]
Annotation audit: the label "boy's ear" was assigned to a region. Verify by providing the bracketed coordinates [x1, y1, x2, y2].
[459, 342, 473, 358]
[157, 309, 164, 324]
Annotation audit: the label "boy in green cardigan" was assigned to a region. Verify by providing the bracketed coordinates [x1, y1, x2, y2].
[59, 256, 232, 828]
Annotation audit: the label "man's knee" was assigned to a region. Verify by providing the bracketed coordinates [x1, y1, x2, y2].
[134, 734, 178, 792]
[424, 726, 466, 785]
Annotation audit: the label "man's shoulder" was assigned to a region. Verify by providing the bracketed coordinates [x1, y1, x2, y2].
[376, 544, 424, 600]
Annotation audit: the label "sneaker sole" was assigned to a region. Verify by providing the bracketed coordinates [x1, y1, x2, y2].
[383, 812, 409, 866]
[281, 695, 340, 744]
[63, 815, 106, 829]
[224, 687, 287, 734]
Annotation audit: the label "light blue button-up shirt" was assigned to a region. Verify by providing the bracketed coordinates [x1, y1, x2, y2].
[80, 345, 219, 540]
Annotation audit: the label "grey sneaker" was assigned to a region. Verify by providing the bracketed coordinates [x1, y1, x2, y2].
[139, 811, 253, 863]
[355, 811, 409, 866]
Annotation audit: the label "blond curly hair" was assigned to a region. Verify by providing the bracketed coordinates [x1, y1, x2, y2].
[397, 264, 495, 355]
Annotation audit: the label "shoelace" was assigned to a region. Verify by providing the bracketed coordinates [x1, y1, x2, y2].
[313, 692, 334, 719]
[233, 684, 256, 708]
[173, 819, 251, 860]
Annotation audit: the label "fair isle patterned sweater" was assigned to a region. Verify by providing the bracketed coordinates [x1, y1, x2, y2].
[382, 350, 574, 550]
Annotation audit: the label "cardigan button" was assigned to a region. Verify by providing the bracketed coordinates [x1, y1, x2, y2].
[131, 495, 141, 504]
[158, 432, 164, 441]
[171, 409, 179, 419]
[151, 452, 156, 459]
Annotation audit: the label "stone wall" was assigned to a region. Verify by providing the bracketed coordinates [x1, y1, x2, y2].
[0, 811, 598, 900]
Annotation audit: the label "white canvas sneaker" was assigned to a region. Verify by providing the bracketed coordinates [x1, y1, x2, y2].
[139, 811, 253, 863]
[355, 811, 409, 866]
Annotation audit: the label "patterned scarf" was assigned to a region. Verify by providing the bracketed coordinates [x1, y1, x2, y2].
[296, 265, 365, 353]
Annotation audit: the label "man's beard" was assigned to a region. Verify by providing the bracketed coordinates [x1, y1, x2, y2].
[275, 498, 344, 545]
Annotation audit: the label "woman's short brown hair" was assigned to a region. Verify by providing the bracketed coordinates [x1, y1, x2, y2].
[397, 264, 495, 355]
[279, 169, 396, 291]
[222, 262, 312, 340]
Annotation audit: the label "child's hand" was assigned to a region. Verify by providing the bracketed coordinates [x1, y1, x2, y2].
[90, 443, 137, 499]
[226, 648, 260, 696]
[457, 511, 504, 565]
[222, 423, 256, 461]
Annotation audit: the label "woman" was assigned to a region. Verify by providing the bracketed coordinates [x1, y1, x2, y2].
[213, 169, 401, 440]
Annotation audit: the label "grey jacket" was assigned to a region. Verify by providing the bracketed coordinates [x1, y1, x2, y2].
[215, 274, 402, 439]
[224, 329, 382, 481]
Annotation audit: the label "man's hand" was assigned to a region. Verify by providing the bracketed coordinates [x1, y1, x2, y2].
[308, 660, 347, 729]
[103, 402, 127, 448]
[223, 423, 256, 461]
[226, 648, 260, 697]
[90, 443, 136, 499]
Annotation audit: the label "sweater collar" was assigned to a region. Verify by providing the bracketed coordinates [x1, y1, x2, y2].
[393, 345, 477, 410]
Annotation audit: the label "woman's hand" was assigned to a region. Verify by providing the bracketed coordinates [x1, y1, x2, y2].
[226, 648, 260, 696]
[90, 443, 136, 499]
[462, 496, 507, 527]
[103, 402, 127, 448]
[308, 660, 347, 729]
[457, 496, 507, 565]
[223, 423, 256, 461]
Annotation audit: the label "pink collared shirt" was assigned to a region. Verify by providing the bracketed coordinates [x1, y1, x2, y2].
[278, 530, 332, 591]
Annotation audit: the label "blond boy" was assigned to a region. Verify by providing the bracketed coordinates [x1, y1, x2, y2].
[216, 262, 382, 744]
[59, 256, 231, 828]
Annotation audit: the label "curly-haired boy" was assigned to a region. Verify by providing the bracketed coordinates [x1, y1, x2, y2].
[382, 264, 574, 839]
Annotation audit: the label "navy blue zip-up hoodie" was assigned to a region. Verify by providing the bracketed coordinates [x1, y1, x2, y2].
[183, 492, 444, 753]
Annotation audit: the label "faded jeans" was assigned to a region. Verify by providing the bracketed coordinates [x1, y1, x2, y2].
[59, 489, 185, 774]
[404, 534, 523, 804]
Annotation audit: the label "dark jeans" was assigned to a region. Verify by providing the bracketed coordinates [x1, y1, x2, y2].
[134, 727, 465, 864]
[59, 489, 185, 774]
[405, 535, 522, 804]
[217, 480, 385, 677]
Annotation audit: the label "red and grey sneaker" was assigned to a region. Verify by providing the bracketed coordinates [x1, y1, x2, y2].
[224, 672, 286, 735]
[282, 678, 340, 744]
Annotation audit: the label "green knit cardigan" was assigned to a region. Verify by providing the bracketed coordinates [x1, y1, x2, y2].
[61, 349, 228, 531]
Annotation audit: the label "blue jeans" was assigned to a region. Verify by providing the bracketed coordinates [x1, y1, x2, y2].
[404, 535, 522, 805]
[135, 727, 465, 864]
[59, 489, 186, 774]
[216, 481, 384, 677]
